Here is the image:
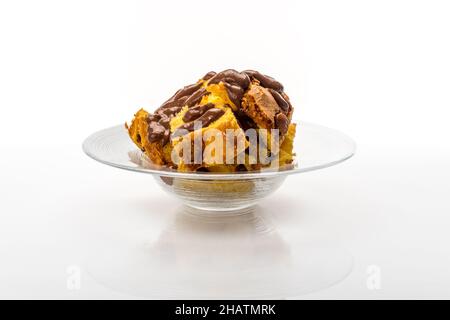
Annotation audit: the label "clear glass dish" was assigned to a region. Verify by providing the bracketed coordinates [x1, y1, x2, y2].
[82, 121, 356, 213]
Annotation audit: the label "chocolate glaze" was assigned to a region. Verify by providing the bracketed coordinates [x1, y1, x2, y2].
[243, 70, 284, 92]
[208, 69, 250, 89]
[206, 69, 291, 131]
[281, 91, 293, 112]
[275, 113, 289, 135]
[146, 69, 292, 146]
[158, 106, 183, 117]
[234, 109, 258, 131]
[242, 70, 293, 132]
[223, 82, 245, 108]
[268, 88, 290, 112]
[177, 108, 225, 133]
[208, 69, 250, 108]
[183, 103, 215, 122]
[185, 88, 209, 107]
[168, 82, 203, 105]
[148, 121, 166, 142]
[147, 82, 204, 145]
[202, 71, 216, 80]
[158, 95, 188, 110]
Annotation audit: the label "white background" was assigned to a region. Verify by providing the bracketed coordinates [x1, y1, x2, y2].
[0, 0, 450, 299]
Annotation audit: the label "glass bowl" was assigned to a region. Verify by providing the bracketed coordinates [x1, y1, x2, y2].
[82, 121, 356, 213]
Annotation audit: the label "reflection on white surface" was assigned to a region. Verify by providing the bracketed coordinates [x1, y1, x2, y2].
[86, 206, 353, 299]
[153, 207, 289, 273]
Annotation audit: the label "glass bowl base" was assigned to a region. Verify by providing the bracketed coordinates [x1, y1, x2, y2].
[154, 175, 287, 213]
[184, 204, 257, 215]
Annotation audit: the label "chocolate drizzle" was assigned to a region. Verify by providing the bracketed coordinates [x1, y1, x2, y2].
[165, 82, 202, 106]
[148, 120, 167, 143]
[147, 82, 205, 144]
[202, 71, 216, 80]
[175, 108, 225, 134]
[268, 88, 290, 112]
[185, 88, 209, 107]
[208, 69, 250, 108]
[223, 82, 245, 108]
[275, 113, 289, 135]
[208, 69, 250, 89]
[145, 69, 292, 146]
[182, 103, 215, 122]
[205, 69, 291, 129]
[243, 70, 284, 92]
[242, 70, 292, 132]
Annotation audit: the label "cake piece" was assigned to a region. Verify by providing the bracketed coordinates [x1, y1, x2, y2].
[242, 83, 290, 135]
[126, 108, 147, 152]
[126, 108, 168, 166]
[241, 70, 293, 137]
[170, 95, 247, 170]
[126, 69, 297, 172]
[278, 123, 297, 166]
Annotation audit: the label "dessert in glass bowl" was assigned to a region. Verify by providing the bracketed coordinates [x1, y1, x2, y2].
[83, 69, 355, 212]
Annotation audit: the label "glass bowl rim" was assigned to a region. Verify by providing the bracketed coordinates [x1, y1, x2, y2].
[82, 121, 356, 180]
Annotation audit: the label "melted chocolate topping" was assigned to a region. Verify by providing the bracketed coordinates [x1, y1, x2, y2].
[146, 69, 291, 145]
[208, 69, 250, 89]
[168, 82, 202, 105]
[275, 113, 289, 135]
[185, 88, 209, 107]
[157, 95, 187, 111]
[223, 82, 246, 108]
[242, 70, 292, 132]
[182, 103, 215, 122]
[177, 108, 225, 133]
[268, 88, 290, 112]
[243, 70, 284, 92]
[208, 69, 250, 108]
[148, 121, 166, 142]
[147, 82, 204, 144]
[202, 71, 216, 80]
